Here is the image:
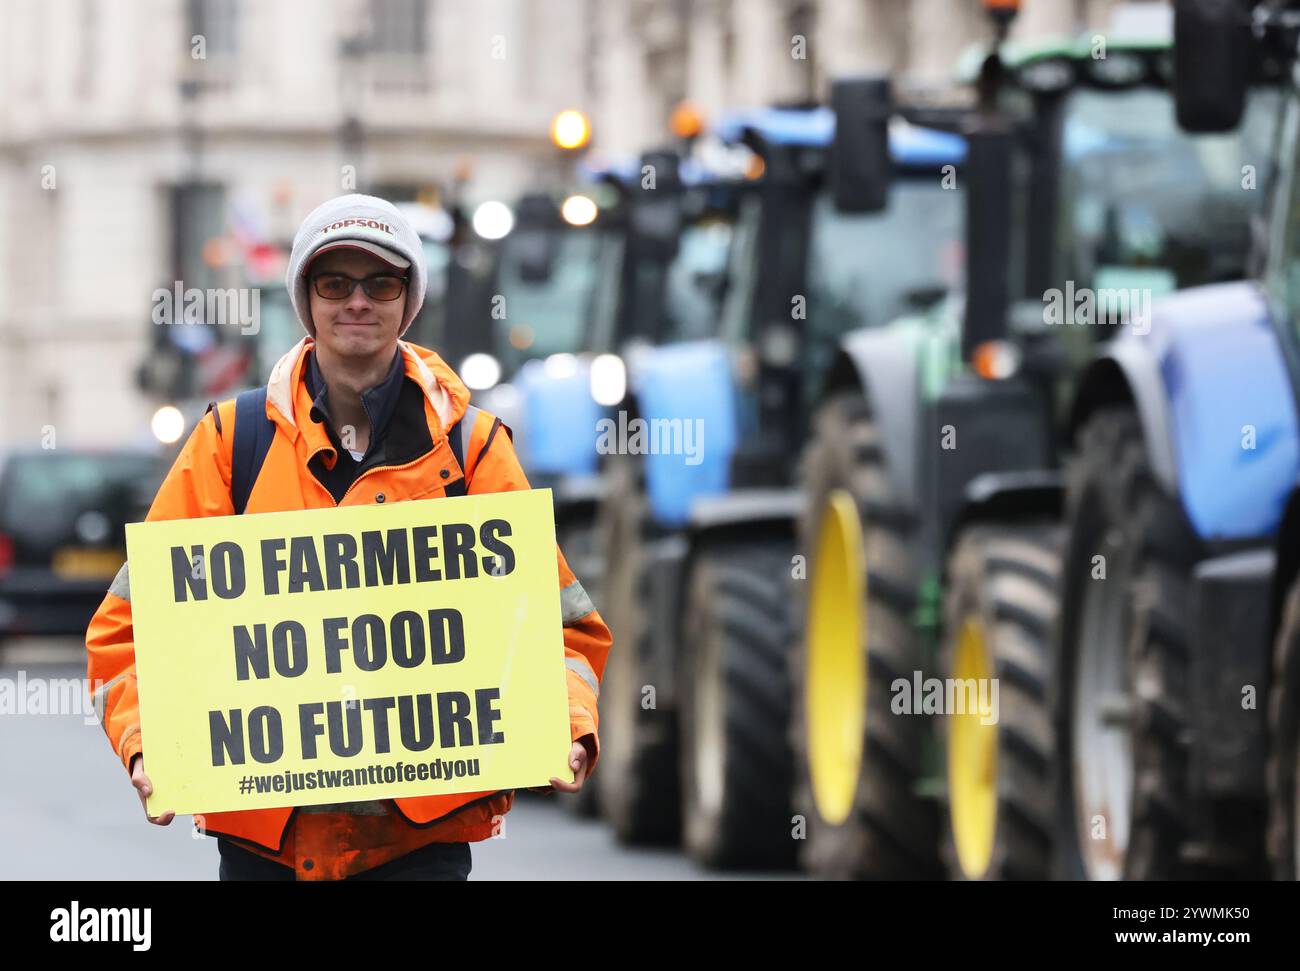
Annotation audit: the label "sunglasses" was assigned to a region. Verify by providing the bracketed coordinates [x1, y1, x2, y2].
[311, 272, 407, 302]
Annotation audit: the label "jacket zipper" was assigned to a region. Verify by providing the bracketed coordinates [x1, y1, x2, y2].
[317, 448, 457, 507]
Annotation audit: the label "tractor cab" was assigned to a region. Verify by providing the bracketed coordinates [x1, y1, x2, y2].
[589, 89, 969, 861]
[621, 95, 968, 525]
[960, 35, 1283, 417]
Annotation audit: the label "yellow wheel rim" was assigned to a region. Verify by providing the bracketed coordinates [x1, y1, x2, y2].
[948, 616, 998, 878]
[807, 489, 866, 825]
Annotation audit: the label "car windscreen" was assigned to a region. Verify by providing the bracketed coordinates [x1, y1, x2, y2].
[0, 452, 163, 556]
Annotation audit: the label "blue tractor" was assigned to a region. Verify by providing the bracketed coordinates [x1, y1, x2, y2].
[477, 154, 742, 595]
[792, 4, 1284, 880]
[592, 86, 967, 866]
[471, 154, 743, 820]
[1049, 0, 1300, 879]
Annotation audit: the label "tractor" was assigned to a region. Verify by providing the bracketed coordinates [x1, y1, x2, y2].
[793, 2, 1283, 880]
[1050, 0, 1300, 879]
[478, 153, 744, 600]
[475, 152, 744, 818]
[593, 90, 967, 868]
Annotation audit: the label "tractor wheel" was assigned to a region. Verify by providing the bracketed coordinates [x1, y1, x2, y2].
[679, 537, 797, 869]
[592, 455, 679, 843]
[1267, 574, 1300, 880]
[791, 390, 940, 879]
[558, 512, 603, 611]
[1058, 406, 1203, 879]
[941, 523, 1061, 880]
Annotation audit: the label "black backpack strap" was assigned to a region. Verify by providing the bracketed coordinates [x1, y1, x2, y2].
[232, 387, 275, 515]
[475, 415, 505, 468]
[443, 405, 483, 499]
[205, 400, 223, 438]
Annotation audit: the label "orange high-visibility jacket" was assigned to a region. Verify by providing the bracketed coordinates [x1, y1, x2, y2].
[86, 337, 611, 854]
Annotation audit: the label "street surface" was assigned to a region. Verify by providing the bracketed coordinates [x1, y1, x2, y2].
[0, 647, 798, 881]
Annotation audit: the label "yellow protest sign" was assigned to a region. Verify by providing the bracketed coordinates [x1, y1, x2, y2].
[124, 489, 571, 816]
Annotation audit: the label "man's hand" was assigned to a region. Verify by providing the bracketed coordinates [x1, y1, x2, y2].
[130, 754, 176, 826]
[527, 739, 591, 795]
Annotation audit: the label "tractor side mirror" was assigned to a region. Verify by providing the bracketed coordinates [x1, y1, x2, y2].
[961, 126, 1015, 361]
[513, 194, 561, 283]
[632, 149, 684, 261]
[829, 77, 892, 213]
[514, 230, 556, 285]
[1173, 0, 1252, 133]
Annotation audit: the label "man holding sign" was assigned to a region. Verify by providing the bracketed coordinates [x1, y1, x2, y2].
[86, 194, 612, 881]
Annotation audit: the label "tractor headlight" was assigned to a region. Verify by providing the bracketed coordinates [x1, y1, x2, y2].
[1016, 57, 1074, 94]
[460, 353, 502, 391]
[590, 353, 626, 406]
[972, 340, 1022, 381]
[1084, 51, 1147, 89]
[544, 353, 579, 380]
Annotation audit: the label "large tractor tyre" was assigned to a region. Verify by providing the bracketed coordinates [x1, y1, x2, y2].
[1267, 575, 1300, 880]
[555, 513, 602, 819]
[791, 390, 941, 879]
[1058, 406, 1205, 880]
[592, 456, 680, 844]
[680, 538, 798, 870]
[941, 523, 1062, 880]
[558, 513, 603, 612]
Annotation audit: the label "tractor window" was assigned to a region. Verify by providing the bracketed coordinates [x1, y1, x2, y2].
[804, 180, 964, 338]
[582, 231, 625, 355]
[718, 194, 762, 347]
[253, 285, 305, 383]
[800, 181, 962, 409]
[494, 227, 602, 373]
[660, 217, 735, 344]
[1272, 93, 1300, 329]
[1056, 85, 1279, 297]
[406, 239, 450, 350]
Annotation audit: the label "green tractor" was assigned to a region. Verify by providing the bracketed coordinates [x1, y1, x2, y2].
[794, 12, 1281, 879]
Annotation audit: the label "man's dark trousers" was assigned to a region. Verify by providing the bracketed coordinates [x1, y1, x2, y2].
[217, 837, 472, 881]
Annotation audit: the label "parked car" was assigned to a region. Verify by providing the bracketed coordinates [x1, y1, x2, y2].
[0, 448, 164, 643]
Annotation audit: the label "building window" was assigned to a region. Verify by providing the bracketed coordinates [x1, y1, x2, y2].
[187, 0, 240, 55]
[363, 0, 431, 94]
[369, 0, 428, 55]
[185, 0, 240, 93]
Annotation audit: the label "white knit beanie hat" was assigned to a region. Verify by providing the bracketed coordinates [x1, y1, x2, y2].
[285, 193, 427, 337]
